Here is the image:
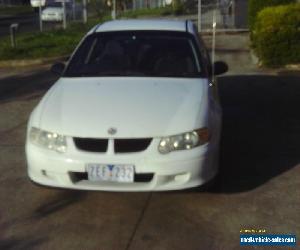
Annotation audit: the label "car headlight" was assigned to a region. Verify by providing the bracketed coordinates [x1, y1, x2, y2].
[158, 128, 210, 154]
[29, 127, 67, 153]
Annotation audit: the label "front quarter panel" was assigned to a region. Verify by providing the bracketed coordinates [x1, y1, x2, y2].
[28, 80, 61, 131]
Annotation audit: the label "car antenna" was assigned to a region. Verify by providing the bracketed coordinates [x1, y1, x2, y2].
[210, 10, 217, 87]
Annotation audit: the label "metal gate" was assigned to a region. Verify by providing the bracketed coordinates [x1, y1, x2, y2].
[199, 0, 235, 30]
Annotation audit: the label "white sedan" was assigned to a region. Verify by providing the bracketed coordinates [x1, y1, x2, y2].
[26, 20, 228, 191]
[41, 5, 71, 22]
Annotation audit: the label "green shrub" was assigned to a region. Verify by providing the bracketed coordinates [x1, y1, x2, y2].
[248, 0, 296, 30]
[252, 3, 300, 66]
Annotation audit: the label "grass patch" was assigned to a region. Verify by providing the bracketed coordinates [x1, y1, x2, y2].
[0, 30, 82, 60]
[0, 18, 108, 60]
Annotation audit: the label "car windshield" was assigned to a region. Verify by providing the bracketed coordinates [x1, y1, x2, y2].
[64, 31, 204, 78]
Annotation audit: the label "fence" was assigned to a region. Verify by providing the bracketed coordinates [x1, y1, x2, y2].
[132, 0, 165, 9]
[125, 0, 248, 31]
[199, 0, 235, 30]
[0, 0, 247, 35]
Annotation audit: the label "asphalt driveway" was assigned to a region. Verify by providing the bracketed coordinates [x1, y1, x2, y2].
[0, 33, 299, 250]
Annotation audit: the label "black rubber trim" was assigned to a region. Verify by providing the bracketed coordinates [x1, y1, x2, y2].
[185, 20, 189, 33]
[70, 172, 154, 183]
[92, 23, 102, 33]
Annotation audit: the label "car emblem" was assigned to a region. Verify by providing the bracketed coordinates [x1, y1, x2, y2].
[108, 127, 117, 135]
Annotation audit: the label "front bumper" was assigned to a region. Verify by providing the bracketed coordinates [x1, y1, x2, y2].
[41, 15, 63, 22]
[26, 138, 219, 191]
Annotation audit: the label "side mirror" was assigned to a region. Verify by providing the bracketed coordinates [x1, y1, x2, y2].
[51, 62, 65, 76]
[211, 61, 228, 76]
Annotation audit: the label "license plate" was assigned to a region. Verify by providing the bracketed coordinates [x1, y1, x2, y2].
[86, 164, 134, 183]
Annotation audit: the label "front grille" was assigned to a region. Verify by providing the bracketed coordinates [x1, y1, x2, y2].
[70, 172, 88, 183]
[74, 138, 108, 152]
[134, 173, 154, 182]
[73, 138, 152, 153]
[114, 138, 152, 153]
[70, 172, 154, 183]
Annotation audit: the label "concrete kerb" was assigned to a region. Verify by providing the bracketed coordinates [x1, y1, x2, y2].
[0, 55, 69, 68]
[200, 29, 249, 35]
[0, 13, 36, 21]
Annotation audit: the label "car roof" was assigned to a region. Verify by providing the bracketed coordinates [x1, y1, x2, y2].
[90, 19, 195, 34]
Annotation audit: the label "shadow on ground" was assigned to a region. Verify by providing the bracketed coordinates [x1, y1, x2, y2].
[0, 236, 46, 250]
[215, 74, 300, 193]
[34, 190, 86, 218]
[0, 69, 58, 103]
